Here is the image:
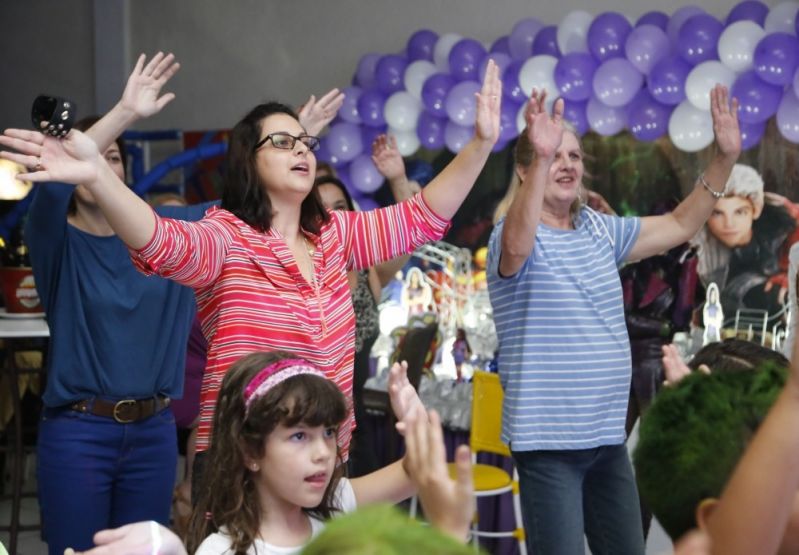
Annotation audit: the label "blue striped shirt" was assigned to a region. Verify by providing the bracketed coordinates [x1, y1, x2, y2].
[487, 208, 640, 451]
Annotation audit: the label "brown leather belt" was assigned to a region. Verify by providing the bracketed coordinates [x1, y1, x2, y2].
[70, 397, 170, 424]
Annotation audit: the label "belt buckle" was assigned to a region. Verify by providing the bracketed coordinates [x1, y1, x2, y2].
[113, 399, 137, 423]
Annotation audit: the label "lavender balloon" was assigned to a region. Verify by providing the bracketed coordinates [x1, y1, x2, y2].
[667, 6, 705, 45]
[587, 12, 633, 62]
[349, 154, 383, 193]
[339, 86, 362, 124]
[739, 119, 767, 150]
[449, 39, 487, 81]
[636, 11, 669, 30]
[417, 111, 448, 149]
[563, 99, 589, 135]
[753, 32, 799, 86]
[647, 56, 692, 105]
[375, 55, 408, 94]
[532, 25, 561, 57]
[407, 29, 439, 62]
[499, 99, 523, 143]
[587, 96, 628, 135]
[625, 24, 670, 75]
[444, 121, 474, 152]
[326, 122, 364, 163]
[503, 60, 527, 103]
[726, 1, 769, 25]
[776, 89, 799, 143]
[357, 90, 387, 127]
[627, 90, 671, 141]
[509, 18, 544, 60]
[490, 36, 511, 56]
[555, 53, 598, 101]
[677, 14, 724, 65]
[445, 80, 481, 125]
[421, 73, 457, 117]
[731, 70, 785, 124]
[593, 58, 643, 107]
[355, 54, 381, 89]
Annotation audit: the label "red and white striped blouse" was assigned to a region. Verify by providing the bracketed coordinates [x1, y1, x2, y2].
[131, 192, 449, 454]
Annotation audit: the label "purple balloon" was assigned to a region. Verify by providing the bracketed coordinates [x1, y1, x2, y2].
[502, 60, 527, 103]
[532, 25, 561, 57]
[479, 53, 512, 82]
[444, 121, 474, 152]
[588, 12, 633, 62]
[445, 80, 481, 124]
[726, 1, 769, 26]
[335, 163, 352, 191]
[739, 119, 767, 150]
[627, 90, 671, 141]
[593, 58, 643, 107]
[499, 100, 522, 143]
[587, 96, 628, 135]
[407, 29, 439, 62]
[677, 14, 723, 65]
[647, 56, 692, 105]
[339, 86, 362, 124]
[353, 192, 380, 212]
[667, 6, 706, 45]
[325, 123, 363, 163]
[625, 24, 670, 75]
[315, 137, 335, 165]
[509, 18, 544, 60]
[349, 154, 383, 193]
[563, 99, 589, 135]
[732, 70, 785, 124]
[555, 53, 598, 101]
[417, 111, 448, 149]
[449, 39, 487, 81]
[636, 11, 669, 30]
[490, 36, 511, 56]
[754, 32, 799, 86]
[796, 9, 799, 36]
[357, 90, 387, 127]
[360, 124, 387, 149]
[421, 73, 457, 117]
[375, 54, 408, 94]
[355, 53, 381, 89]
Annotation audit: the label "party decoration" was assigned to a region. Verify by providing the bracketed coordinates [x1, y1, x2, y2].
[753, 32, 799, 86]
[532, 25, 561, 56]
[384, 91, 421, 132]
[717, 20, 766, 72]
[407, 29, 438, 62]
[668, 100, 714, 151]
[375, 55, 408, 94]
[593, 58, 643, 107]
[502, 60, 527, 103]
[667, 6, 705, 45]
[449, 39, 487, 81]
[587, 96, 627, 135]
[685, 61, 736, 110]
[627, 90, 671, 141]
[404, 60, 437, 100]
[677, 14, 723, 65]
[444, 121, 474, 152]
[625, 24, 670, 75]
[518, 55, 558, 107]
[357, 89, 387, 127]
[390, 127, 422, 156]
[587, 12, 632, 62]
[349, 153, 383, 193]
[339, 86, 362, 124]
[421, 73, 456, 117]
[647, 56, 692, 105]
[434, 33, 463, 71]
[731, 70, 784, 123]
[739, 119, 767, 150]
[557, 11, 593, 54]
[478, 53, 511, 82]
[764, 1, 799, 34]
[355, 53, 381, 89]
[490, 36, 511, 56]
[776, 88, 799, 142]
[445, 80, 481, 125]
[416, 111, 447, 149]
[563, 99, 590, 135]
[326, 123, 363, 163]
[554, 53, 597, 101]
[726, 1, 769, 26]
[509, 18, 544, 60]
[636, 11, 669, 30]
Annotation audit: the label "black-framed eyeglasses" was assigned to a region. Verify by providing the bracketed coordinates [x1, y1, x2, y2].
[254, 132, 321, 152]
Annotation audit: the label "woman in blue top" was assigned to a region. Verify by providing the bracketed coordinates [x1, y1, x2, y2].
[25, 53, 211, 555]
[486, 86, 741, 555]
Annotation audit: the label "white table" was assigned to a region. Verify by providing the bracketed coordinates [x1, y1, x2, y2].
[0, 315, 49, 339]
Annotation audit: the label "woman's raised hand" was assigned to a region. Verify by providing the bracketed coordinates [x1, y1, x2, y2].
[388, 360, 426, 435]
[474, 59, 502, 144]
[709, 84, 741, 162]
[120, 52, 180, 118]
[0, 129, 102, 185]
[298, 88, 345, 136]
[524, 89, 565, 160]
[371, 134, 405, 181]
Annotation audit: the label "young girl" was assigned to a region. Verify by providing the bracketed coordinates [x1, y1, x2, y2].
[186, 351, 424, 554]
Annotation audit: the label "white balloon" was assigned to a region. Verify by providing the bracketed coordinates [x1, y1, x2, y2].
[557, 11, 593, 54]
[384, 91, 422, 132]
[404, 60, 437, 100]
[518, 55, 558, 110]
[685, 61, 737, 110]
[516, 102, 527, 134]
[434, 33, 463, 72]
[764, 1, 799, 35]
[718, 21, 766, 72]
[668, 100, 714, 152]
[389, 127, 421, 156]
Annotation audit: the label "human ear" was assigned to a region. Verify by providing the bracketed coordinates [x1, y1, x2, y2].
[695, 497, 719, 531]
[515, 164, 528, 183]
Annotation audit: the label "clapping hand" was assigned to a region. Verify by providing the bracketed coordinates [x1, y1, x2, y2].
[298, 88, 345, 136]
[524, 89, 565, 160]
[474, 59, 502, 144]
[388, 361, 426, 435]
[120, 52, 180, 119]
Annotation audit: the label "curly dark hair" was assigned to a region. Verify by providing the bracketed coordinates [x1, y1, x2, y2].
[186, 351, 348, 554]
[221, 102, 330, 234]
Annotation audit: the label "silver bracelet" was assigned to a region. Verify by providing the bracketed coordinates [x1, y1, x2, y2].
[699, 173, 726, 199]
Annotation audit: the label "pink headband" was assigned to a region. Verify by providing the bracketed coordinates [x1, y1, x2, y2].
[243, 358, 325, 415]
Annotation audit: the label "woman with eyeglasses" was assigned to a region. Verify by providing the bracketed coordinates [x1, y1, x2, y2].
[1, 62, 503, 490]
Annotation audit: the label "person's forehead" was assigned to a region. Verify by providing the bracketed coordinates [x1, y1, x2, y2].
[260, 113, 303, 135]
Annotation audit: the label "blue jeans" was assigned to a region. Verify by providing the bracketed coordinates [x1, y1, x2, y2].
[37, 405, 178, 555]
[512, 444, 645, 555]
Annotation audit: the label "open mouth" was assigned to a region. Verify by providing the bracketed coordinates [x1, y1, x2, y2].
[304, 471, 328, 486]
[292, 162, 310, 174]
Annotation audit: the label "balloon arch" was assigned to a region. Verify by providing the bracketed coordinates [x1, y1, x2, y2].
[318, 1, 799, 197]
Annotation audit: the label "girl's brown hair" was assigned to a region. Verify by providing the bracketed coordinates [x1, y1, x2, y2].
[186, 351, 348, 554]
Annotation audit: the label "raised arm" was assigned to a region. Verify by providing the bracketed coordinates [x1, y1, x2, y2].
[498, 90, 565, 277]
[420, 60, 500, 219]
[297, 88, 345, 136]
[86, 52, 180, 152]
[702, 323, 799, 554]
[626, 85, 741, 262]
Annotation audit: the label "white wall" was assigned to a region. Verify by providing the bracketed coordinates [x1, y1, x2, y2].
[0, 0, 774, 131]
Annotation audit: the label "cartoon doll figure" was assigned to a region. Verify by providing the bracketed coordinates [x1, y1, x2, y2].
[703, 283, 724, 345]
[401, 267, 433, 317]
